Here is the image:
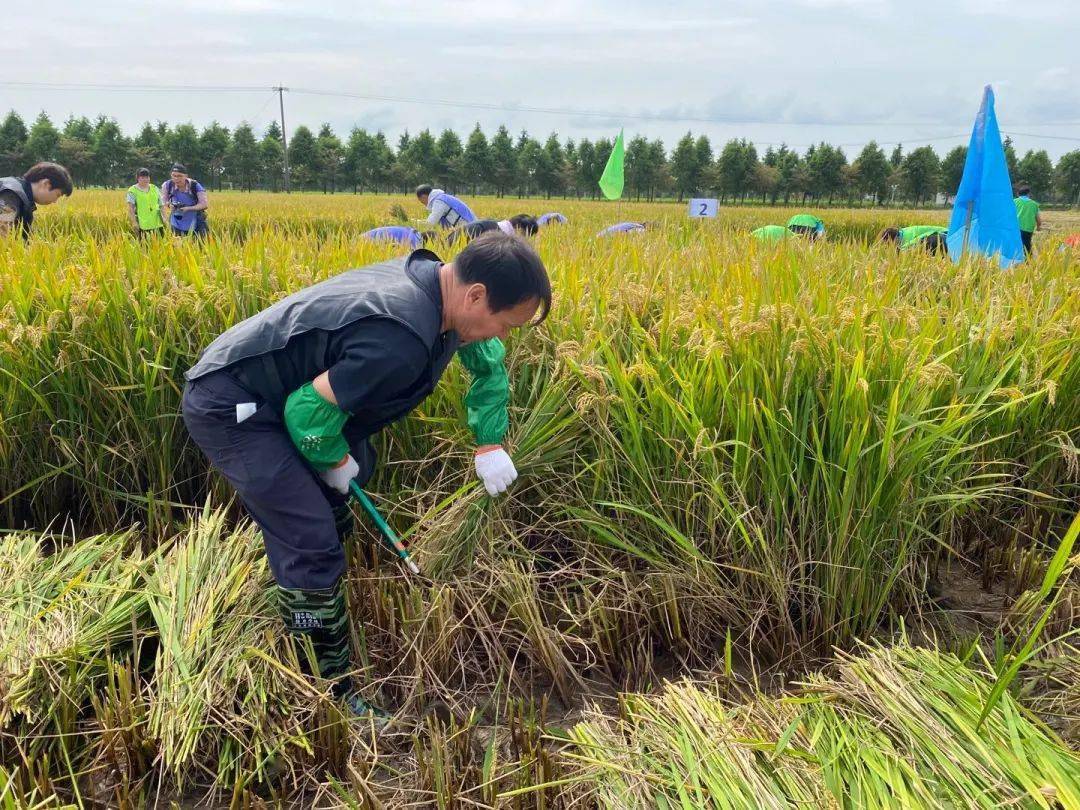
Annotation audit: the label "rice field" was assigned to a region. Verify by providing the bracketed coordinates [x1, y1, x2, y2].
[1, 189, 1078, 807]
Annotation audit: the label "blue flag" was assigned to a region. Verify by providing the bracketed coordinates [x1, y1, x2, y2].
[946, 86, 1024, 268]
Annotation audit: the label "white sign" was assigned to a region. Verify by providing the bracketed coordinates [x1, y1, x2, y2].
[688, 198, 718, 218]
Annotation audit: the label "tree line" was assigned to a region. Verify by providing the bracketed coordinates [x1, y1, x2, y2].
[2, 110, 1079, 206]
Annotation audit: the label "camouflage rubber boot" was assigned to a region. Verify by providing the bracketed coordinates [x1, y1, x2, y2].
[275, 579, 388, 725]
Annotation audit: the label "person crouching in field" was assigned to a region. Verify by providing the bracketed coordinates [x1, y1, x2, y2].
[450, 215, 539, 243]
[537, 212, 567, 227]
[415, 184, 477, 229]
[360, 225, 437, 249]
[879, 226, 948, 255]
[127, 169, 166, 239]
[597, 221, 648, 237]
[163, 163, 210, 237]
[181, 233, 551, 725]
[787, 214, 826, 240]
[0, 162, 73, 239]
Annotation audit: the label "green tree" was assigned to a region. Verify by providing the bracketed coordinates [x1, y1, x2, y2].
[200, 122, 231, 190]
[132, 122, 165, 179]
[286, 125, 318, 190]
[461, 124, 491, 194]
[58, 116, 94, 185]
[434, 128, 464, 190]
[0, 111, 29, 174]
[572, 138, 596, 199]
[807, 143, 847, 203]
[716, 138, 757, 203]
[91, 117, 132, 187]
[228, 123, 261, 191]
[315, 123, 343, 192]
[488, 125, 516, 197]
[514, 134, 543, 196]
[670, 132, 705, 201]
[536, 133, 565, 198]
[24, 112, 60, 165]
[1016, 150, 1053, 200]
[1054, 150, 1080, 206]
[163, 123, 202, 179]
[852, 141, 890, 204]
[1002, 136, 1018, 183]
[889, 143, 903, 168]
[400, 129, 439, 188]
[260, 122, 285, 191]
[900, 145, 941, 205]
[940, 146, 967, 198]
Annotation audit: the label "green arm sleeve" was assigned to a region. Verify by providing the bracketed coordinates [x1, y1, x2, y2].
[458, 338, 510, 445]
[284, 382, 350, 471]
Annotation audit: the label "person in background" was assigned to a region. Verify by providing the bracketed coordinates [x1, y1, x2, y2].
[786, 214, 826, 240]
[1013, 182, 1042, 257]
[162, 163, 210, 237]
[0, 162, 73, 239]
[415, 184, 477, 229]
[451, 215, 538, 243]
[537, 212, 567, 227]
[126, 168, 165, 238]
[597, 221, 648, 237]
[879, 226, 948, 255]
[360, 225, 436, 250]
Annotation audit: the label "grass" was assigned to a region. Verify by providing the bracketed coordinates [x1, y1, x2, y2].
[0, 190, 1078, 805]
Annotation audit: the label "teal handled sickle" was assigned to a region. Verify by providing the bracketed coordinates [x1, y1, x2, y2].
[348, 480, 421, 575]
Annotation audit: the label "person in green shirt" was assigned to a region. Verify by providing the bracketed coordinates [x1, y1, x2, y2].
[879, 226, 948, 255]
[126, 168, 165, 238]
[786, 213, 826, 240]
[750, 224, 794, 244]
[1013, 183, 1042, 257]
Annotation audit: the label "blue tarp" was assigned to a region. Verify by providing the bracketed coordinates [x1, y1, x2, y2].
[946, 86, 1024, 268]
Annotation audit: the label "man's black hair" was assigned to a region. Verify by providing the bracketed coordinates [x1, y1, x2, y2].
[509, 214, 539, 236]
[452, 219, 500, 243]
[171, 162, 187, 174]
[880, 227, 901, 244]
[415, 183, 433, 199]
[922, 232, 948, 256]
[1016, 182, 1031, 196]
[136, 168, 151, 178]
[23, 162, 74, 196]
[454, 232, 552, 324]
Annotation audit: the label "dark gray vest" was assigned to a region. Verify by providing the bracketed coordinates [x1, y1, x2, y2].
[0, 177, 34, 236]
[185, 251, 445, 383]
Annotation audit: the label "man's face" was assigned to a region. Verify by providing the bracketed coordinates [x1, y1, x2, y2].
[32, 181, 64, 206]
[417, 192, 429, 206]
[456, 286, 540, 344]
[170, 171, 187, 186]
[137, 175, 151, 188]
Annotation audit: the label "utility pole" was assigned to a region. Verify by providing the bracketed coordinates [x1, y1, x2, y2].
[274, 85, 290, 193]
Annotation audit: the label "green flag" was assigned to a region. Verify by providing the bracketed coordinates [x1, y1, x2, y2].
[598, 129, 625, 200]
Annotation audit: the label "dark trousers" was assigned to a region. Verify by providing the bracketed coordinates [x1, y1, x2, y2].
[1020, 229, 1033, 256]
[181, 371, 374, 590]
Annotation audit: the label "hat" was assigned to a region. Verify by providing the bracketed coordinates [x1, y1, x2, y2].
[170, 162, 188, 174]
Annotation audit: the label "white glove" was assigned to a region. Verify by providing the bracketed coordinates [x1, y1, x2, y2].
[320, 454, 360, 495]
[474, 447, 518, 497]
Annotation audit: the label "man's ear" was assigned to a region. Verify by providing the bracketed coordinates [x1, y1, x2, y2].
[466, 283, 487, 305]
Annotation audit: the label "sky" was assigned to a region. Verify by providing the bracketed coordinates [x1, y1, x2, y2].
[3, 0, 1079, 159]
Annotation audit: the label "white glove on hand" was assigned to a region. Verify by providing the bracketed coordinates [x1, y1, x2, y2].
[320, 454, 360, 495]
[474, 447, 518, 497]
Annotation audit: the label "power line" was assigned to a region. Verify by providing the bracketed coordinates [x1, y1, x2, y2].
[1002, 130, 1080, 143]
[2, 79, 1078, 129]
